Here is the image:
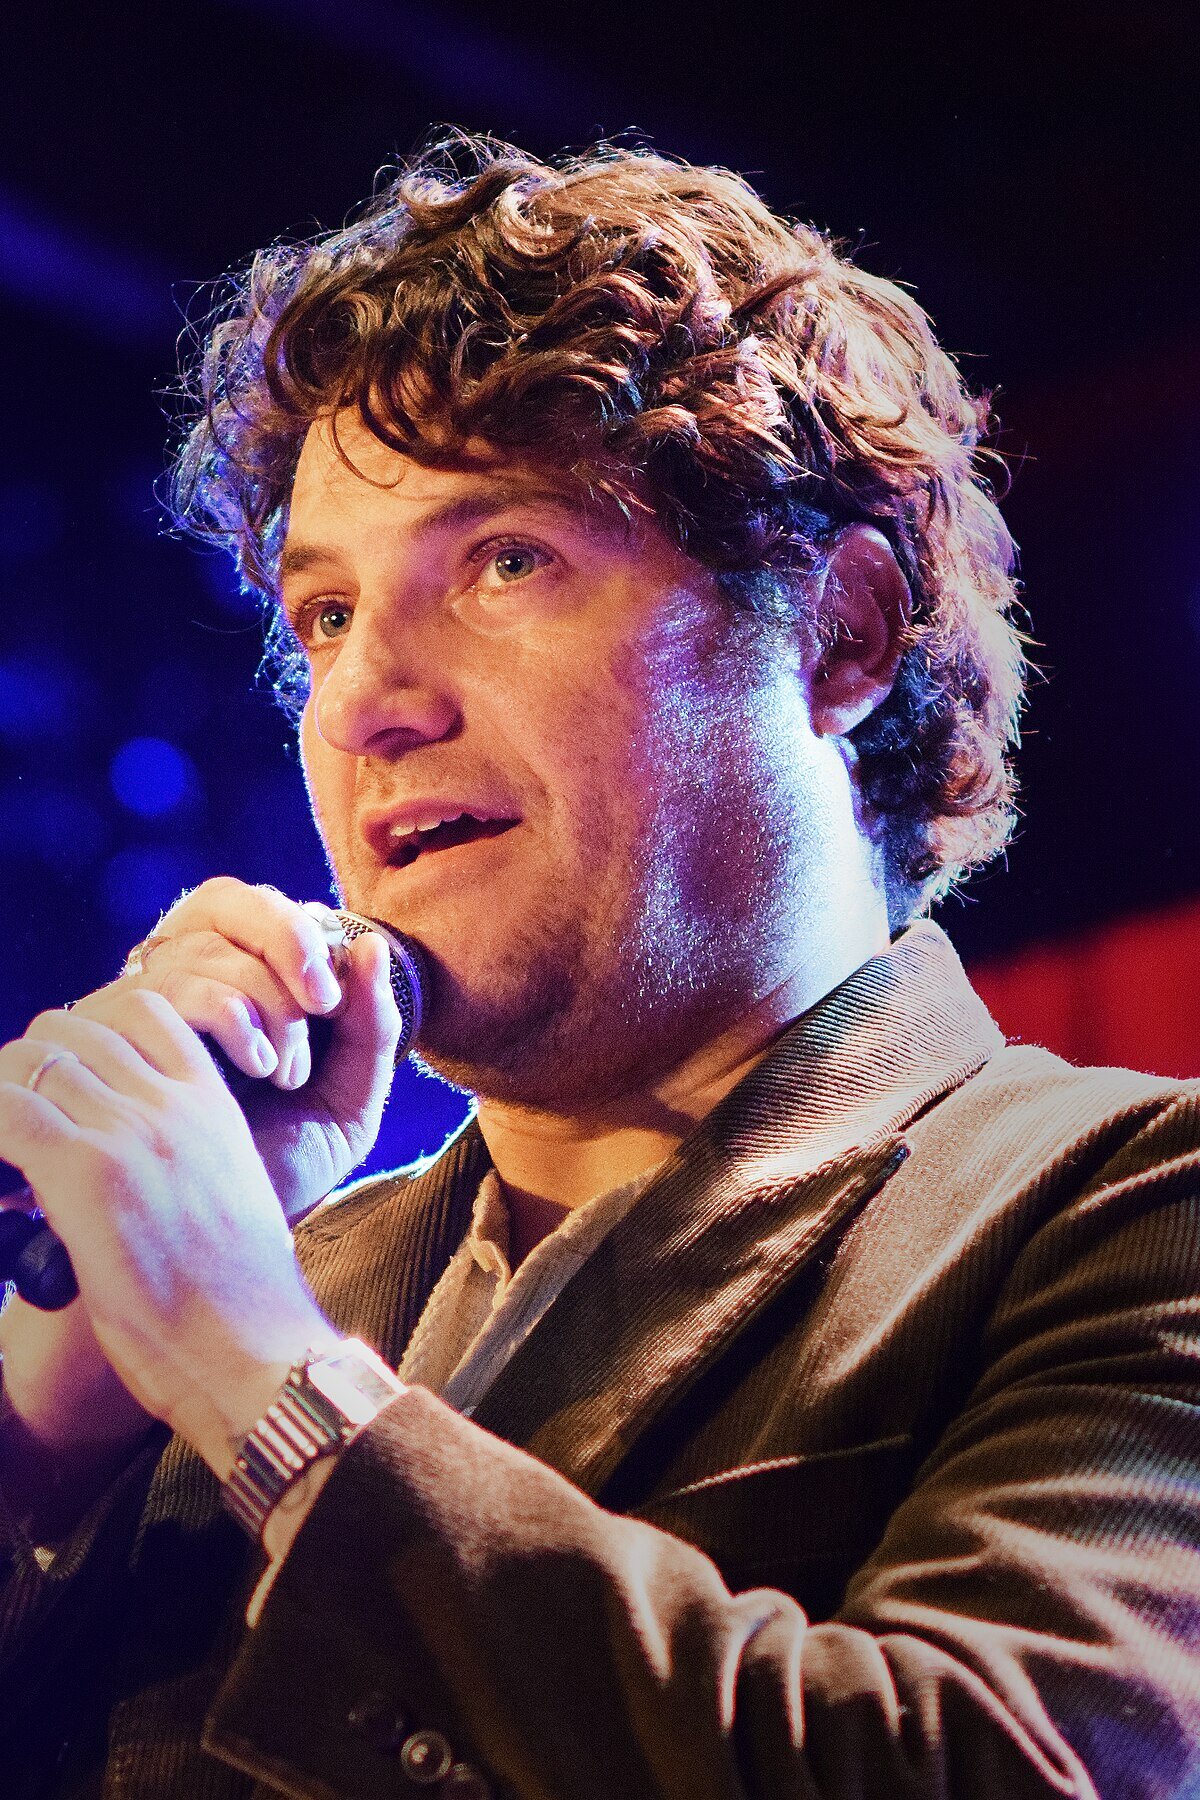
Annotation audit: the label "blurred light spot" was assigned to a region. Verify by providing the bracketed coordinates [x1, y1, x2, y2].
[0, 481, 67, 565]
[0, 777, 108, 874]
[0, 652, 94, 744]
[102, 845, 198, 936]
[0, 184, 175, 349]
[109, 737, 198, 818]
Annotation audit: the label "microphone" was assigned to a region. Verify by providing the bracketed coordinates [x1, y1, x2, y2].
[0, 909, 427, 1312]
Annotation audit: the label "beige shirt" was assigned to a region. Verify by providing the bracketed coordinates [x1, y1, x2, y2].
[397, 1164, 657, 1412]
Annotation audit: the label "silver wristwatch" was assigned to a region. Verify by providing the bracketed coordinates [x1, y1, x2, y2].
[224, 1339, 407, 1542]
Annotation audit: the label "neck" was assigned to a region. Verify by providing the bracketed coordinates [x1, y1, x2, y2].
[476, 916, 891, 1220]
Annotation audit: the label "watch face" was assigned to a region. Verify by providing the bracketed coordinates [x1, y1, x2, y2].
[306, 1343, 405, 1427]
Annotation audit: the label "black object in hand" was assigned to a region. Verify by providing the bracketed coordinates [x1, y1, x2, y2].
[0, 1205, 78, 1310]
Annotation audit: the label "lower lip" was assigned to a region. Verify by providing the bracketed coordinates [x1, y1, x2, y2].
[379, 824, 520, 885]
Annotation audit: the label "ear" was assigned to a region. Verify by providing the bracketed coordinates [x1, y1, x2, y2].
[808, 524, 911, 737]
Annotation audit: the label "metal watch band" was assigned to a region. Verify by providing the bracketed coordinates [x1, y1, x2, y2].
[224, 1338, 406, 1542]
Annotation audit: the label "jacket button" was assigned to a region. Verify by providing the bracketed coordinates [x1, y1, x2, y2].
[346, 1689, 406, 1753]
[399, 1726, 454, 1784]
[442, 1764, 492, 1797]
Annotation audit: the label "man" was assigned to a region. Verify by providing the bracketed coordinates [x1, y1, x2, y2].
[1, 137, 1198, 1798]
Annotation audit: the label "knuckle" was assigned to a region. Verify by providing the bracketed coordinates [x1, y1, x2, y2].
[143, 961, 188, 1005]
[213, 991, 255, 1033]
[197, 875, 244, 903]
[28, 1009, 70, 1038]
[141, 933, 225, 990]
[127, 988, 178, 1027]
[163, 876, 243, 928]
[252, 882, 293, 914]
[80, 1131, 131, 1185]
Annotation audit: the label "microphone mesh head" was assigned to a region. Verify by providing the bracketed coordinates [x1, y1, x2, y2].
[330, 910, 427, 1062]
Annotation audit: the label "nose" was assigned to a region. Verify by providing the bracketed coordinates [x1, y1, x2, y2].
[308, 608, 460, 756]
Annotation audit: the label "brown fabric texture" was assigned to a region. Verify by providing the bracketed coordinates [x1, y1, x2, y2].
[4, 923, 1200, 1798]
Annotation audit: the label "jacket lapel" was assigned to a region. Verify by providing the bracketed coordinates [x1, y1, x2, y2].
[298, 1115, 490, 1369]
[471, 1132, 909, 1493]
[471, 923, 1004, 1494]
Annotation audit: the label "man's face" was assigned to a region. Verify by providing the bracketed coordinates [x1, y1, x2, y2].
[284, 414, 824, 1104]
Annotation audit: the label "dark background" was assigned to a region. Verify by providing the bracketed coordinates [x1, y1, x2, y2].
[1, 2, 1197, 1169]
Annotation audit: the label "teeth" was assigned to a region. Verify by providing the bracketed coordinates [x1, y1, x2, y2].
[389, 808, 468, 842]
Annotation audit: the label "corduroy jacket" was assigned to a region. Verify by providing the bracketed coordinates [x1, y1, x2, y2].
[3, 922, 1200, 1798]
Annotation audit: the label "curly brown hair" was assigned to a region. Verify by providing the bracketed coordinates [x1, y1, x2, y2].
[172, 133, 1026, 923]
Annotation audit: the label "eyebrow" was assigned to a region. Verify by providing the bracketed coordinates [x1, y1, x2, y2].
[276, 481, 587, 585]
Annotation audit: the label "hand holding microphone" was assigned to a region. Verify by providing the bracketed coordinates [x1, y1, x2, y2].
[0, 888, 427, 1311]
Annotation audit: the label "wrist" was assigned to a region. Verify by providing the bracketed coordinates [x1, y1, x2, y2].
[173, 1313, 346, 1483]
[260, 1455, 339, 1562]
[222, 1337, 406, 1543]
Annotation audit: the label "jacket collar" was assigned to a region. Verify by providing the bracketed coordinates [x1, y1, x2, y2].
[450, 923, 1004, 1491]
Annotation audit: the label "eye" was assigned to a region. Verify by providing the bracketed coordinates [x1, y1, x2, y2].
[494, 548, 539, 582]
[450, 534, 567, 637]
[313, 601, 352, 639]
[286, 598, 353, 648]
[476, 543, 550, 588]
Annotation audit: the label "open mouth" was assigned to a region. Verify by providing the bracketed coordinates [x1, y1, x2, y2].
[387, 815, 518, 870]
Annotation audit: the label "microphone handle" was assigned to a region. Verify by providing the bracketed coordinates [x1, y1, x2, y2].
[0, 913, 426, 1312]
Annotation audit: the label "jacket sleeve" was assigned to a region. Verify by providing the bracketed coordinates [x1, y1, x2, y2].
[0, 1420, 165, 1782]
[203, 1096, 1200, 1800]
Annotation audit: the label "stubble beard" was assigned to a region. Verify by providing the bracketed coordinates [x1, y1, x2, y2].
[408, 824, 763, 1113]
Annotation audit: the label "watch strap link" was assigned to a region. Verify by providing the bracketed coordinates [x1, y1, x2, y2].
[224, 1338, 406, 1541]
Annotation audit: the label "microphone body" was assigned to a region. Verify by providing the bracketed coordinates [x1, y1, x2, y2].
[0, 911, 427, 1312]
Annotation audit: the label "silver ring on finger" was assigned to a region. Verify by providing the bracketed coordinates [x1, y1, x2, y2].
[122, 931, 168, 978]
[26, 1048, 82, 1094]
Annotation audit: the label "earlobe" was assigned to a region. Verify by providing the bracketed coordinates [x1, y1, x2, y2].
[808, 525, 912, 737]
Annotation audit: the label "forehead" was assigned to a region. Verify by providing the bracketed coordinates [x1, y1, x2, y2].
[286, 413, 596, 542]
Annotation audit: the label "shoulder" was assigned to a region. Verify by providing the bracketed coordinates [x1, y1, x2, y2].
[927, 1040, 1200, 1157]
[906, 1036, 1200, 1231]
[297, 1114, 488, 1248]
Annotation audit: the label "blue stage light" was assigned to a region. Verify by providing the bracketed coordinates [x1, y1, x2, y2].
[101, 844, 200, 936]
[109, 736, 198, 819]
[0, 653, 87, 744]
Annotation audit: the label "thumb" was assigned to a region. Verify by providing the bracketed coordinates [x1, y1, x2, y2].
[310, 930, 402, 1128]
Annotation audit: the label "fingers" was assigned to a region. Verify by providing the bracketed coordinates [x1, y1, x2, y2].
[12, 996, 218, 1096]
[147, 880, 344, 1017]
[0, 1053, 88, 1173]
[120, 964, 308, 1090]
[302, 928, 402, 1135]
[113, 880, 349, 1091]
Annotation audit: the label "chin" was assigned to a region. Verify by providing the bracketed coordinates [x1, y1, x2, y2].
[412, 948, 589, 1104]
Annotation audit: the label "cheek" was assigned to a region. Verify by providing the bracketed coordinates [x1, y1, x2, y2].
[298, 708, 350, 843]
[606, 617, 728, 789]
[482, 630, 634, 780]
